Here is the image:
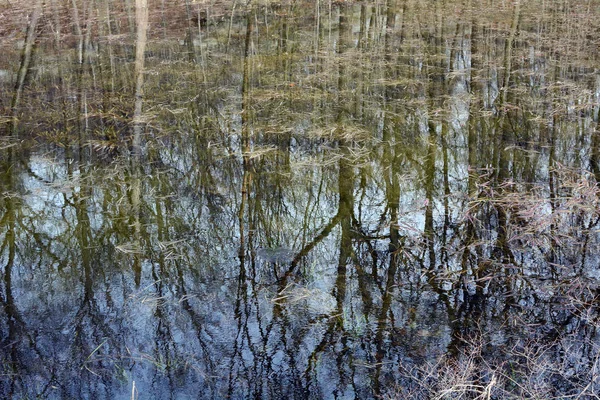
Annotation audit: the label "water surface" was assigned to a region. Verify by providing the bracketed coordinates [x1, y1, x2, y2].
[1, 0, 600, 398]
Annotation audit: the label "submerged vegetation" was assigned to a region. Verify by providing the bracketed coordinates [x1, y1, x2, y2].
[1, 0, 600, 398]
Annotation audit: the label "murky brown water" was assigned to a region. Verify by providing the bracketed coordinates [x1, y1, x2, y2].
[1, 0, 600, 398]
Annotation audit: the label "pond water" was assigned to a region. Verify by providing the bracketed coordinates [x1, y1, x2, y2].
[1, 0, 600, 398]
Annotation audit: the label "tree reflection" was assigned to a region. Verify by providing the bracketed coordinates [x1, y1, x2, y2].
[1, 0, 600, 398]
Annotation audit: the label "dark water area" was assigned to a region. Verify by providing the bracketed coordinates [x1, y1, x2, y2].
[1, 0, 600, 398]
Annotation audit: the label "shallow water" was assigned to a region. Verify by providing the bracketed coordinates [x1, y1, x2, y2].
[1, 0, 600, 398]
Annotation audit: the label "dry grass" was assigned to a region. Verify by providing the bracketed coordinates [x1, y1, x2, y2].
[389, 327, 600, 399]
